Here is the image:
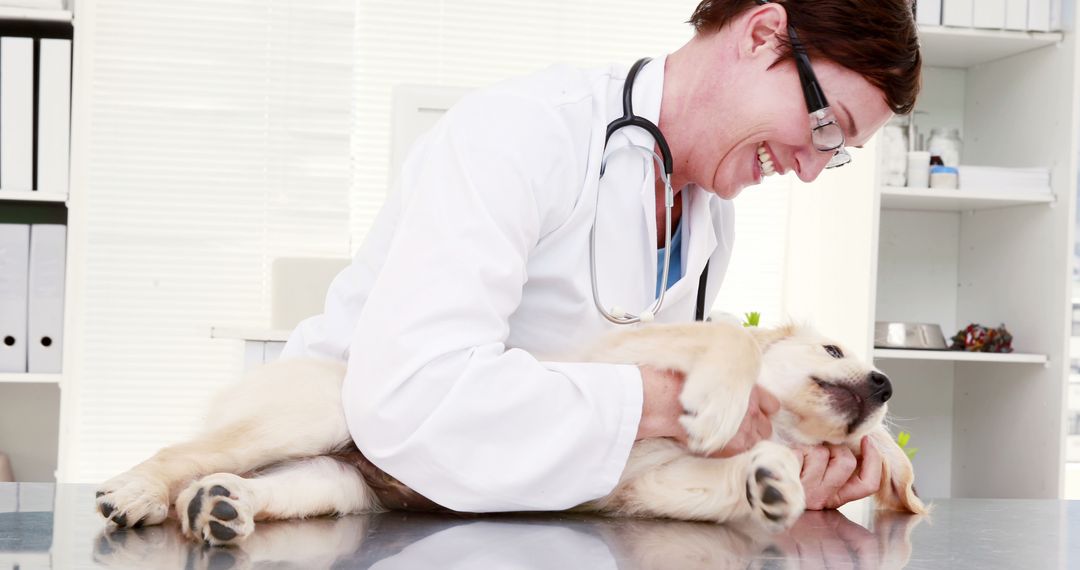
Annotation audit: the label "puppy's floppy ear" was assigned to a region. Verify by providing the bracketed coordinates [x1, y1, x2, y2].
[868, 426, 929, 515]
[746, 323, 797, 352]
[873, 508, 926, 569]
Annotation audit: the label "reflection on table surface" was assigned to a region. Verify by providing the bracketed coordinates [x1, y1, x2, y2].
[6, 484, 1080, 569]
[88, 509, 922, 570]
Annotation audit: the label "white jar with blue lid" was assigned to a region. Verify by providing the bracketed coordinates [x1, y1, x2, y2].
[929, 165, 959, 189]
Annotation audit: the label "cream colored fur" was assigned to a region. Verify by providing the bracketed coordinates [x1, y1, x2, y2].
[96, 321, 925, 545]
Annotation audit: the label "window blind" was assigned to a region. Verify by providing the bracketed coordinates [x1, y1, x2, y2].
[65, 0, 355, 482]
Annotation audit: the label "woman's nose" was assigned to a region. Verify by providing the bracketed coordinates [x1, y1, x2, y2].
[795, 149, 834, 183]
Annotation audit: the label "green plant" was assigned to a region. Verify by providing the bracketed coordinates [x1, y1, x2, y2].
[897, 431, 918, 460]
[743, 311, 761, 328]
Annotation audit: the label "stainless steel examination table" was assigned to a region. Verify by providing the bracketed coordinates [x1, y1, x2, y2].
[2, 483, 1079, 569]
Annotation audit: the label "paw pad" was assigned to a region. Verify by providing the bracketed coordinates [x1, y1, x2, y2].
[177, 475, 255, 546]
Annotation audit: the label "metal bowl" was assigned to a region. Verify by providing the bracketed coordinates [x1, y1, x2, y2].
[874, 322, 948, 350]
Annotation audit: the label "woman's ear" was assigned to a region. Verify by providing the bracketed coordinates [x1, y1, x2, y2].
[737, 2, 788, 59]
[868, 426, 929, 515]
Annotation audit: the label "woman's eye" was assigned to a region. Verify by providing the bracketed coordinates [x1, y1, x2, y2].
[824, 345, 844, 359]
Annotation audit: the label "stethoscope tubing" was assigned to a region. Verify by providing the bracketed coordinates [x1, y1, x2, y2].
[591, 57, 676, 325]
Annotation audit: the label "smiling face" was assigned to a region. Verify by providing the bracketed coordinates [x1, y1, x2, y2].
[750, 325, 893, 446]
[665, 4, 894, 199]
[713, 58, 893, 198]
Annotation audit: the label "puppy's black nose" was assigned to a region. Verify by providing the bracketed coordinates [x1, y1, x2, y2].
[868, 371, 892, 403]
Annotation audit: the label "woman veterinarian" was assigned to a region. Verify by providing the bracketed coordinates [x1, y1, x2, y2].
[283, 0, 920, 513]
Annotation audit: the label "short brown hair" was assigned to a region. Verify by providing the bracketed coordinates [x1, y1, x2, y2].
[688, 0, 921, 114]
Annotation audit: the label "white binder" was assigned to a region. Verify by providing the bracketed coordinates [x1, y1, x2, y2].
[1028, 0, 1050, 30]
[0, 225, 30, 372]
[943, 0, 973, 27]
[1, 37, 34, 191]
[1005, 0, 1028, 30]
[27, 224, 65, 373]
[973, 0, 1006, 28]
[37, 39, 72, 196]
[916, 0, 942, 26]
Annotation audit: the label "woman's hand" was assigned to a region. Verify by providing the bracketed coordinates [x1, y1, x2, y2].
[773, 509, 885, 568]
[636, 366, 779, 457]
[797, 436, 883, 510]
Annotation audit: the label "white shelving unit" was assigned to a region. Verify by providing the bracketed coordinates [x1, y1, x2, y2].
[918, 26, 1063, 68]
[0, 7, 71, 22]
[785, 22, 1078, 500]
[0, 191, 67, 203]
[0, 13, 74, 483]
[880, 186, 1055, 211]
[0, 373, 62, 384]
[873, 349, 1049, 365]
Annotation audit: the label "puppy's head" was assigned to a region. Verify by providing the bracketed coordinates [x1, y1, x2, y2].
[747, 324, 926, 514]
[748, 324, 889, 445]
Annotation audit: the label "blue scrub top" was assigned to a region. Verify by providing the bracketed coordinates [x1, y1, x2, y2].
[655, 218, 683, 297]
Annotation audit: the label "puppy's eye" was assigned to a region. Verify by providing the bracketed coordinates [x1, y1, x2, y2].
[824, 345, 844, 359]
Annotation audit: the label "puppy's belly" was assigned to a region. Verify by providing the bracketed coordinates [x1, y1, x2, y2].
[330, 444, 456, 514]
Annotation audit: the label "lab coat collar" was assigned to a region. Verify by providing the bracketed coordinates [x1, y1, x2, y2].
[628, 57, 719, 318]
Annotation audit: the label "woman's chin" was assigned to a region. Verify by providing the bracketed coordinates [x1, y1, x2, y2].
[710, 181, 746, 200]
[708, 168, 752, 200]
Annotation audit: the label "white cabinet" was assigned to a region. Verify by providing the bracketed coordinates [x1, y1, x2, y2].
[785, 24, 1077, 499]
[0, 12, 74, 483]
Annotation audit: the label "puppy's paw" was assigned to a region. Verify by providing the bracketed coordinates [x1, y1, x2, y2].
[678, 386, 749, 455]
[96, 472, 170, 529]
[676, 331, 759, 455]
[744, 441, 805, 532]
[177, 473, 256, 546]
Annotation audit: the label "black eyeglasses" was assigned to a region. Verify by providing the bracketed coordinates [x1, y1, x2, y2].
[755, 0, 851, 168]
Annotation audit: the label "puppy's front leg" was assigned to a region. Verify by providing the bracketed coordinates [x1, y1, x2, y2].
[586, 322, 760, 455]
[587, 439, 804, 531]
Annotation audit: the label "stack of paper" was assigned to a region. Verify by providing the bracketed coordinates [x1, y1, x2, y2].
[958, 165, 1051, 193]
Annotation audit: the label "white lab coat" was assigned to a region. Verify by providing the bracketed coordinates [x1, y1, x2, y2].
[282, 57, 736, 512]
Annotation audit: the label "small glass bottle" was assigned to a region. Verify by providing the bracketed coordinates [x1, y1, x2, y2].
[927, 128, 962, 167]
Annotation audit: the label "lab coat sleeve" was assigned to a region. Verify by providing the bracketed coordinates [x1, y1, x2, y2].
[343, 89, 644, 512]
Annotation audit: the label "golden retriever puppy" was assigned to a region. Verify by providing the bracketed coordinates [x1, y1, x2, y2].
[95, 321, 925, 545]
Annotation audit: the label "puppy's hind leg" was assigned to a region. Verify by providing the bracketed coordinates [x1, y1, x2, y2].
[177, 455, 380, 546]
[97, 358, 353, 529]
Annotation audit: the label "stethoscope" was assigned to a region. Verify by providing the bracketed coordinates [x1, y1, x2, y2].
[591, 58, 708, 325]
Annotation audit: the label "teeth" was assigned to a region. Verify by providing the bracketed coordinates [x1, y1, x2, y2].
[757, 143, 776, 177]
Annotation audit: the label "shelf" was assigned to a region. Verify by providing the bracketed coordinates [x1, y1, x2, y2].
[920, 26, 1063, 68]
[0, 7, 71, 22]
[880, 186, 1054, 211]
[874, 348, 1047, 364]
[0, 190, 66, 203]
[0, 373, 61, 384]
[210, 326, 290, 342]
